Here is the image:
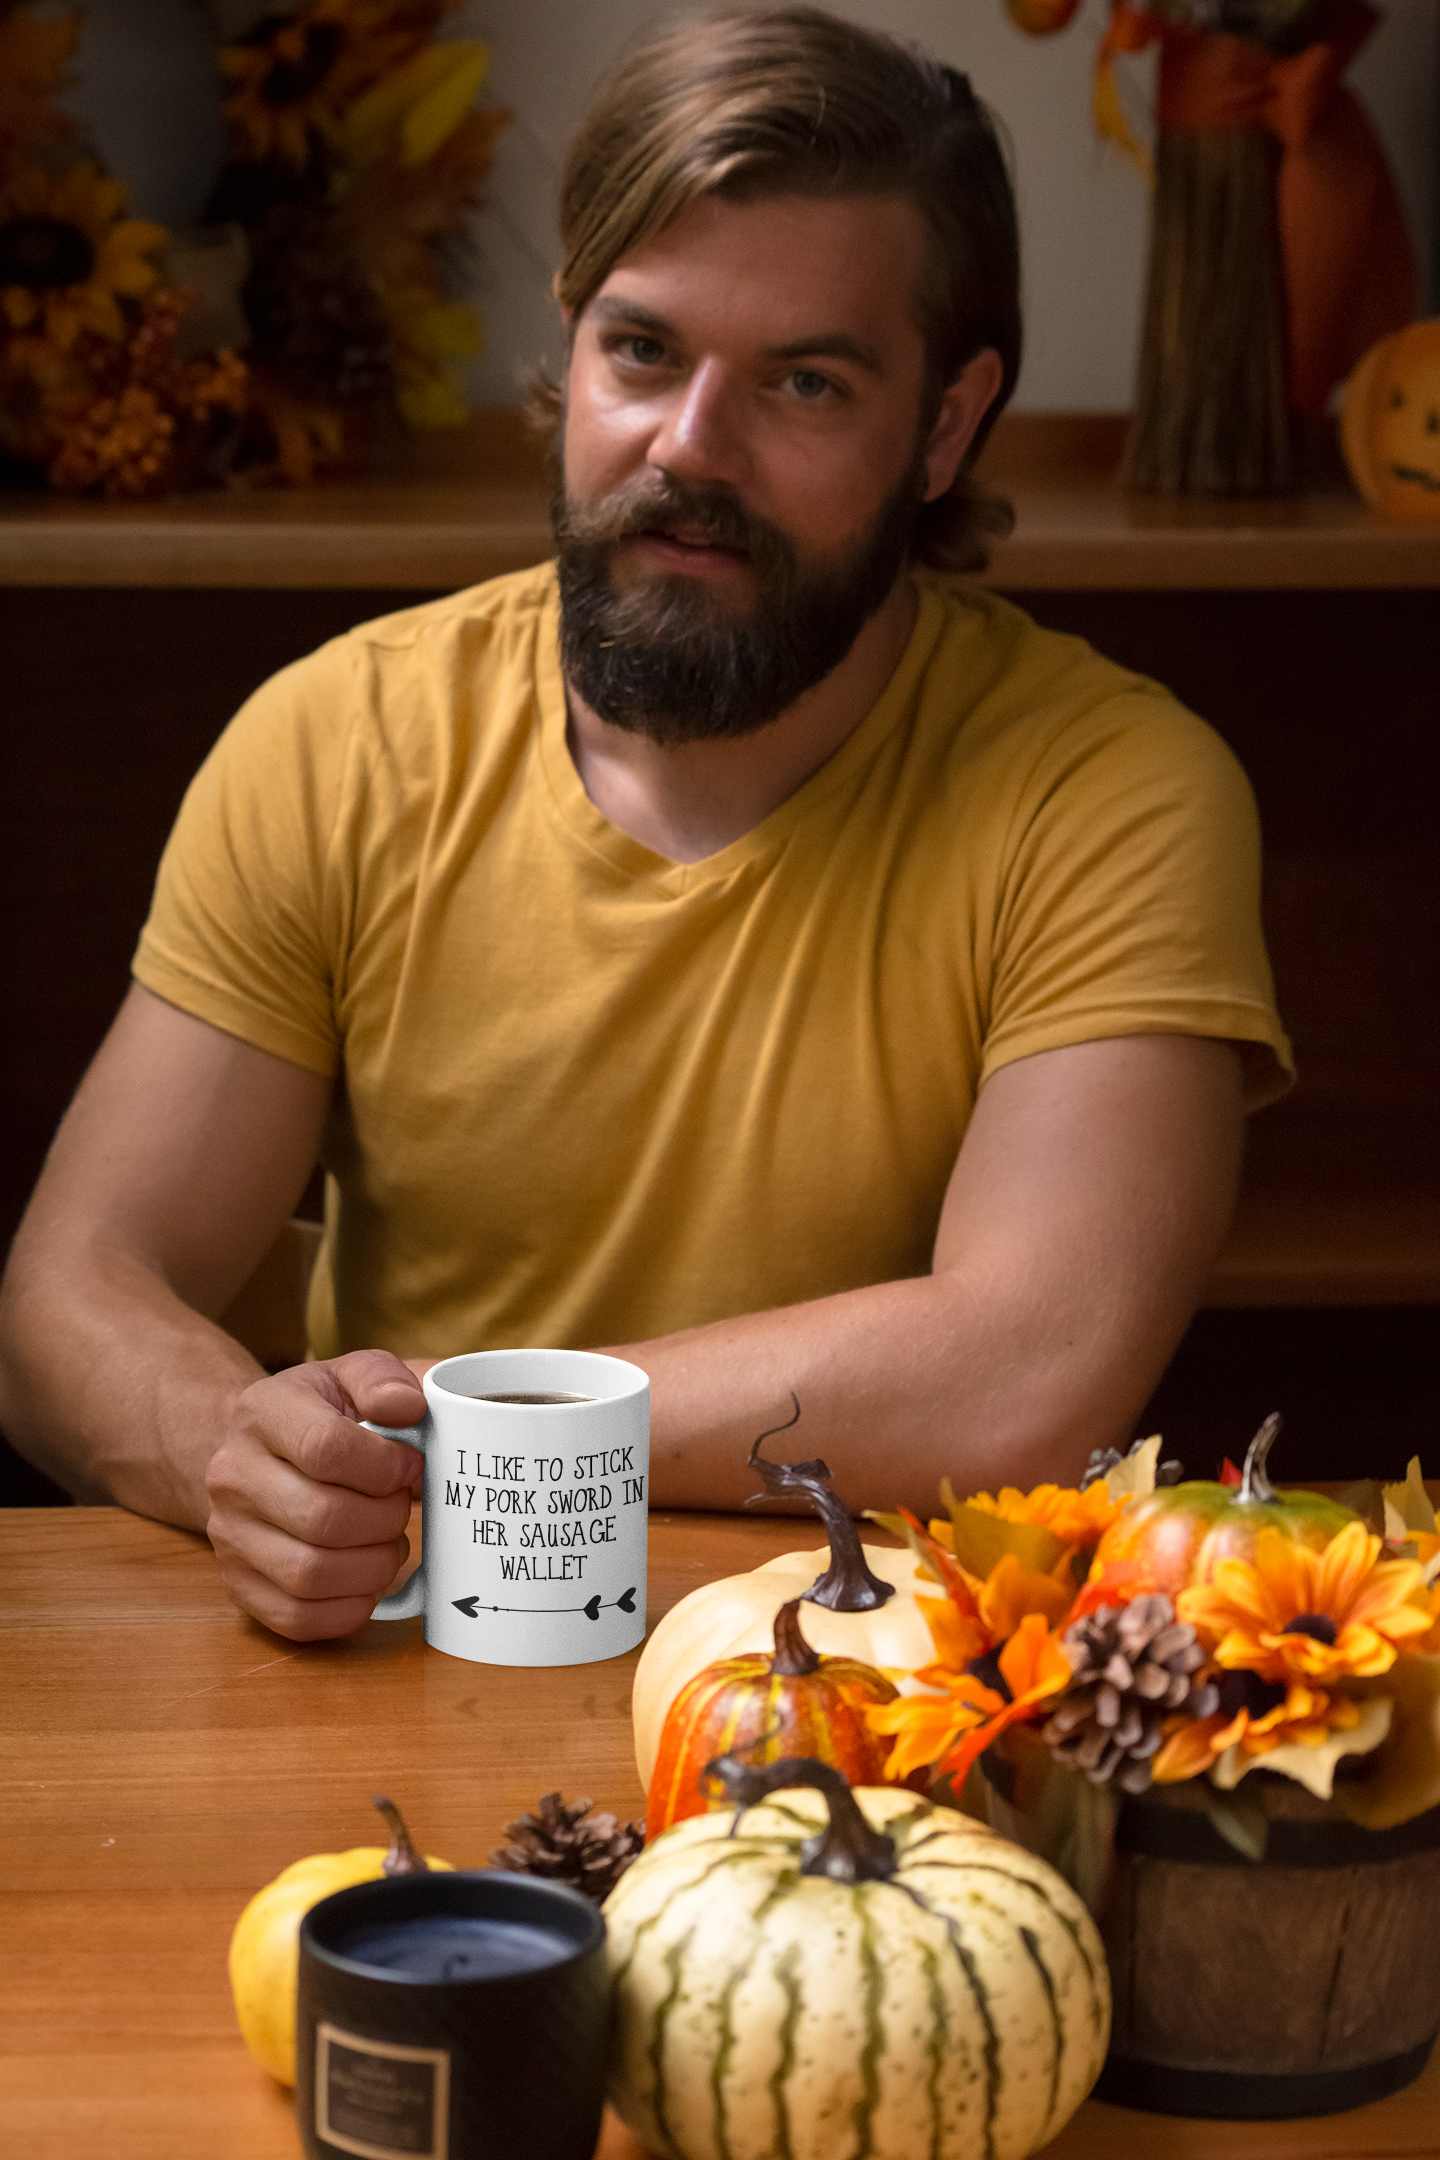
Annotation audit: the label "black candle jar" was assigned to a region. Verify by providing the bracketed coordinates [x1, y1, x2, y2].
[296, 1870, 609, 2160]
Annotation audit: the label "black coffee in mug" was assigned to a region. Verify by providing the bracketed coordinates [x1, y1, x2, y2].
[465, 1391, 594, 1404]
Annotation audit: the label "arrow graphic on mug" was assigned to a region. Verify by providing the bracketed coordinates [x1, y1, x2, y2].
[452, 1587, 637, 1621]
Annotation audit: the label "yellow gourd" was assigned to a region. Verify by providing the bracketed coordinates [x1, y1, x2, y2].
[229, 1797, 452, 2084]
[1341, 319, 1440, 523]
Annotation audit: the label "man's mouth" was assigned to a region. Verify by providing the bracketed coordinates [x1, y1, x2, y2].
[1388, 463, 1440, 493]
[632, 523, 751, 563]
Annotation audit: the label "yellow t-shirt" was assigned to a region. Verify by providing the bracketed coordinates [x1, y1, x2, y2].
[134, 565, 1293, 1360]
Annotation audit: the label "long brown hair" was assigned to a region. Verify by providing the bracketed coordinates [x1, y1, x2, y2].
[533, 5, 1020, 573]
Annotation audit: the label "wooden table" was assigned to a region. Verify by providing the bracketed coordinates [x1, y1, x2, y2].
[4, 1508, 1437, 2158]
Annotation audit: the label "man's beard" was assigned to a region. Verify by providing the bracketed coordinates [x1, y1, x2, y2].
[553, 454, 925, 747]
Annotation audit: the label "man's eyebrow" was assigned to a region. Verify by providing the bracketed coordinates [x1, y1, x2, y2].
[763, 333, 884, 375]
[589, 296, 678, 337]
[588, 296, 884, 376]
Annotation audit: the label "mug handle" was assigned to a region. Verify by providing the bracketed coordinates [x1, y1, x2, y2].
[362, 1411, 432, 1622]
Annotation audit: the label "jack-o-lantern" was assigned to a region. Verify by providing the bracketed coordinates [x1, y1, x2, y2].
[1341, 319, 1440, 524]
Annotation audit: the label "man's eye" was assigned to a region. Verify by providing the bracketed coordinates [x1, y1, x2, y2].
[618, 335, 666, 365]
[788, 370, 834, 400]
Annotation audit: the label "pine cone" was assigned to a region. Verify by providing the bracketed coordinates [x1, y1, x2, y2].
[489, 1792, 644, 1906]
[1043, 1594, 1218, 1794]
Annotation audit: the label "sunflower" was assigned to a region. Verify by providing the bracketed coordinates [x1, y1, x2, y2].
[0, 161, 164, 349]
[1150, 1671, 1363, 1785]
[221, 0, 447, 166]
[867, 1611, 1073, 1786]
[937, 1474, 1127, 1551]
[1178, 1521, 1431, 1686]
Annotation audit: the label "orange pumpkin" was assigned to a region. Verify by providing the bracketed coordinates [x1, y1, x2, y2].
[1006, 0, 1082, 31]
[1088, 1414, 1356, 1603]
[1341, 319, 1440, 523]
[646, 1598, 898, 1840]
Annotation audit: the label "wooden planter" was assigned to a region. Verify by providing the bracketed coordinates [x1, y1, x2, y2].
[982, 1761, 1440, 2119]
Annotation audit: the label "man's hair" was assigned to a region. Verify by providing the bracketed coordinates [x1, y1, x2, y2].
[534, 4, 1021, 573]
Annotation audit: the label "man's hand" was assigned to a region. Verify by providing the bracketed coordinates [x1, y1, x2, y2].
[204, 1350, 427, 1640]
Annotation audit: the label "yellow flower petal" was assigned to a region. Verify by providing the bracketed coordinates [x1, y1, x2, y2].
[977, 1553, 1074, 1638]
[1315, 1520, 1383, 1614]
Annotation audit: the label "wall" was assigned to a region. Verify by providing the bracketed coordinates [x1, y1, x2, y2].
[62, 1, 1439, 409]
[466, 0, 1440, 410]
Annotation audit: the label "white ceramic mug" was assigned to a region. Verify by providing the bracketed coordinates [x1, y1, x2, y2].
[366, 1349, 650, 1667]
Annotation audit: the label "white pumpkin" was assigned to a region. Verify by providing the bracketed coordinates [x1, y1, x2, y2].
[604, 1774, 1110, 2160]
[633, 1542, 942, 1786]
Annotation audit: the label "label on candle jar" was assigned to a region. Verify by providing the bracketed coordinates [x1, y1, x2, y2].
[315, 2022, 450, 2160]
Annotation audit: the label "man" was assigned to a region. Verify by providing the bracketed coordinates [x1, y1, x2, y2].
[0, 7, 1291, 1640]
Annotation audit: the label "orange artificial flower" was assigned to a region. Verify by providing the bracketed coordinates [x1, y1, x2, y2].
[1152, 1679, 1362, 1785]
[934, 1475, 1125, 1552]
[975, 1550, 1076, 1636]
[1179, 1521, 1430, 1686]
[868, 1613, 1072, 1787]
[1409, 1577, 1440, 1657]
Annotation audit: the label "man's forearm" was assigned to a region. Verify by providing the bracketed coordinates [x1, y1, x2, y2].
[609, 1264, 1158, 1519]
[0, 1233, 260, 1527]
[613, 1037, 1243, 1516]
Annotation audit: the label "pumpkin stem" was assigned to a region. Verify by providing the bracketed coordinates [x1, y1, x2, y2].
[373, 1794, 430, 1876]
[1238, 1413, 1283, 1506]
[770, 1597, 823, 1677]
[704, 1753, 898, 1883]
[744, 1395, 896, 1614]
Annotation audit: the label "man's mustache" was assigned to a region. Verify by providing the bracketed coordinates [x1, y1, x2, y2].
[556, 476, 786, 563]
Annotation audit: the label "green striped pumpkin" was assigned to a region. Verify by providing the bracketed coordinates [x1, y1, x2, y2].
[603, 1778, 1109, 2160]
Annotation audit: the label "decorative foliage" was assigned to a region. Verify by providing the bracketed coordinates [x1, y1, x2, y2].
[867, 1427, 1440, 1859]
[0, 0, 506, 493]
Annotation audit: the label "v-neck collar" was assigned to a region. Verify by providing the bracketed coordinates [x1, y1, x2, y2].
[532, 575, 949, 894]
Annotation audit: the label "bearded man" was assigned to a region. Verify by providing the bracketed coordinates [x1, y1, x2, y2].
[0, 7, 1291, 1639]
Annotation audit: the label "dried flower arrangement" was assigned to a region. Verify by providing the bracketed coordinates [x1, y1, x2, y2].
[865, 1425, 1440, 1862]
[0, 0, 507, 494]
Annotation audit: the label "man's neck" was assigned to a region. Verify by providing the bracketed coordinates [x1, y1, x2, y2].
[562, 576, 919, 864]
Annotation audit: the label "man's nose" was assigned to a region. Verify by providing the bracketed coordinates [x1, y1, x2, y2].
[647, 360, 752, 491]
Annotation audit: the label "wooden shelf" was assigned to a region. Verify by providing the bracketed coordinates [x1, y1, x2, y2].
[1206, 1193, 1439, 1307]
[4, 409, 1440, 592]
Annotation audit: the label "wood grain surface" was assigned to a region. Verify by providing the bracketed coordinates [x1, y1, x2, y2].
[4, 1507, 1438, 2159]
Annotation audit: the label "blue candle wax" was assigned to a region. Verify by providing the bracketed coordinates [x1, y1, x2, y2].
[339, 1915, 575, 1982]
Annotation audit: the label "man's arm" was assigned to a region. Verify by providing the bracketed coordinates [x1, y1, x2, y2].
[0, 983, 429, 1634]
[1, 995, 1239, 1637]
[616, 1033, 1244, 1516]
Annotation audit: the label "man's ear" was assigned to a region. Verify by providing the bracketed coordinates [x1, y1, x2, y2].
[923, 347, 1005, 503]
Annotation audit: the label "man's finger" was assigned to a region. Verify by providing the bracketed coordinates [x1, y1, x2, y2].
[213, 1549, 402, 1642]
[207, 1428, 415, 1550]
[230, 1377, 423, 1497]
[325, 1348, 429, 1427]
[210, 1507, 411, 1606]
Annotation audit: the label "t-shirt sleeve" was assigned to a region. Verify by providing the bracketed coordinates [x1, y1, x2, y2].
[131, 639, 361, 1077]
[978, 691, 1295, 1109]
